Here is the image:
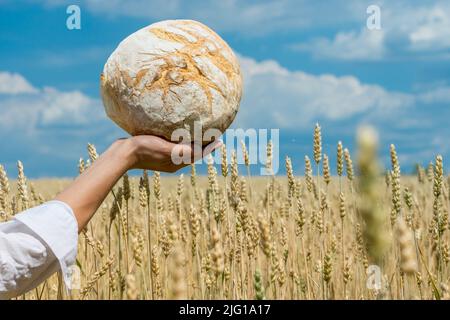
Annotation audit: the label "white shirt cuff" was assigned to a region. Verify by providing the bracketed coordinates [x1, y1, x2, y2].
[13, 200, 78, 289]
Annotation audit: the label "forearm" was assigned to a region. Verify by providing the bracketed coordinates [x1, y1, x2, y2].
[55, 139, 136, 232]
[0, 135, 218, 298]
[54, 135, 219, 232]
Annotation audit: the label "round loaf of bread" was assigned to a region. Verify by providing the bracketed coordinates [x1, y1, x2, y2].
[100, 19, 242, 143]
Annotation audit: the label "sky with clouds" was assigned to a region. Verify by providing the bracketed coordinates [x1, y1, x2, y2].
[0, 0, 449, 177]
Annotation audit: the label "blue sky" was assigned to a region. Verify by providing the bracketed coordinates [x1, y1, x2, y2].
[0, 0, 449, 177]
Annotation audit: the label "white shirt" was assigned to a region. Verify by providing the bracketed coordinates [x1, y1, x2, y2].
[0, 200, 78, 299]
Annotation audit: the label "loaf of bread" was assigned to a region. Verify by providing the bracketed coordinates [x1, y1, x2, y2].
[100, 19, 242, 143]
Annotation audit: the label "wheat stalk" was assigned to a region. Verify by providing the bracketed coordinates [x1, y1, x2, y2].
[17, 161, 29, 210]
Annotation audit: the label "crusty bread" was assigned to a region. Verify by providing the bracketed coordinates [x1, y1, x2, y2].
[101, 19, 242, 143]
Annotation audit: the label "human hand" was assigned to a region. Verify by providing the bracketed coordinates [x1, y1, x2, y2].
[56, 135, 222, 231]
[124, 135, 222, 173]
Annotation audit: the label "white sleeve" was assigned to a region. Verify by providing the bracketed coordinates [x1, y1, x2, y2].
[0, 200, 78, 299]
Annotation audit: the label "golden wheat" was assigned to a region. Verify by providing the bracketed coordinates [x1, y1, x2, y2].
[1, 125, 449, 300]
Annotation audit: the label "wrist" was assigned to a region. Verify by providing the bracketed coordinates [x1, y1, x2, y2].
[110, 138, 139, 171]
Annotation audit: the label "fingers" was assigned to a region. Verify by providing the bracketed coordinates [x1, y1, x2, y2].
[201, 139, 223, 158]
[169, 139, 222, 170]
[131, 135, 223, 172]
[188, 139, 222, 164]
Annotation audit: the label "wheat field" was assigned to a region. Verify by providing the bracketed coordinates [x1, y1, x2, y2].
[1, 125, 449, 300]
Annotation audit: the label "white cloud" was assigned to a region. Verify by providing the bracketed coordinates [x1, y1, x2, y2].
[0, 58, 415, 137]
[3, 61, 448, 137]
[0, 72, 38, 94]
[418, 87, 450, 104]
[0, 70, 121, 169]
[39, 87, 104, 125]
[292, 1, 450, 60]
[234, 55, 413, 129]
[34, 0, 365, 35]
[2, 59, 449, 174]
[32, 0, 450, 59]
[293, 28, 385, 61]
[407, 6, 450, 52]
[0, 73, 105, 132]
[30, 0, 450, 56]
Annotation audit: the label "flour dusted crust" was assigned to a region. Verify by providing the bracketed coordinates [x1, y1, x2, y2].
[100, 19, 242, 142]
